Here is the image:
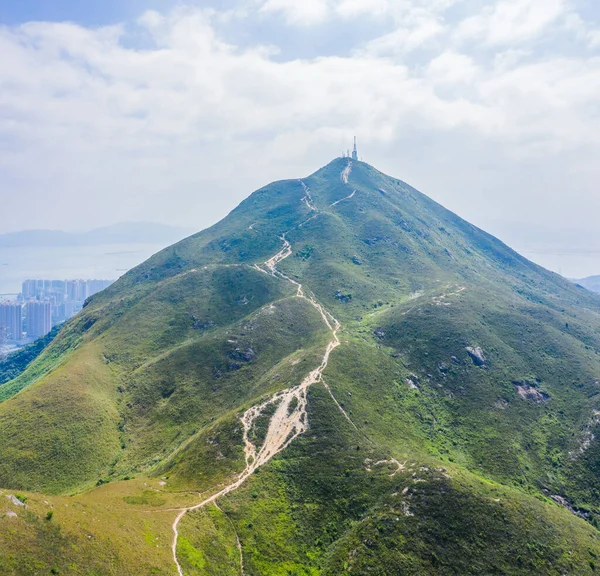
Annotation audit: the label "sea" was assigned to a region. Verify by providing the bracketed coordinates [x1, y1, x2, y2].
[0, 243, 168, 296]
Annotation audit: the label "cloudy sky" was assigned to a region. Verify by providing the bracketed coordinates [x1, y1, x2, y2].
[1, 0, 600, 276]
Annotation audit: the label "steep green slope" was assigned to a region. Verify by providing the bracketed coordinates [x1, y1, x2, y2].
[2, 157, 600, 574]
[184, 385, 600, 576]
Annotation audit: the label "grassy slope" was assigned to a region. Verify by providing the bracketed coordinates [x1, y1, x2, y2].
[181, 385, 600, 575]
[2, 158, 600, 573]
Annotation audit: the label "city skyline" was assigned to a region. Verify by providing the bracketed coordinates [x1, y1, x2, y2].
[0, 278, 114, 345]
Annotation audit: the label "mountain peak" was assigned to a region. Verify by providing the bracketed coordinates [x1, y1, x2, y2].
[2, 156, 600, 574]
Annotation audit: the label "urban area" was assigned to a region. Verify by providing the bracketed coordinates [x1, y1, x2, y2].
[0, 279, 114, 352]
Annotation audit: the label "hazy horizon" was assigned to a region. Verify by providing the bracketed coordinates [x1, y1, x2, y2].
[1, 172, 599, 279]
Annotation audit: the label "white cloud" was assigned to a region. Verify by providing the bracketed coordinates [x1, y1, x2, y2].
[361, 17, 444, 55]
[564, 13, 600, 49]
[335, 0, 390, 18]
[427, 51, 479, 84]
[456, 0, 567, 45]
[259, 0, 331, 26]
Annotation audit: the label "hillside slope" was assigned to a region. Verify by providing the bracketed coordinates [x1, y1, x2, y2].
[2, 158, 600, 575]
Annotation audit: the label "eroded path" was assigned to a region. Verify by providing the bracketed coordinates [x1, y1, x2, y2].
[341, 160, 352, 184]
[172, 175, 352, 576]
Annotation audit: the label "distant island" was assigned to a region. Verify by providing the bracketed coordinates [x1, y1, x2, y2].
[573, 275, 600, 294]
[0, 222, 192, 248]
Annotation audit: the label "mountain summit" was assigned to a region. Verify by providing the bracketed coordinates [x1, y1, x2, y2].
[2, 158, 600, 575]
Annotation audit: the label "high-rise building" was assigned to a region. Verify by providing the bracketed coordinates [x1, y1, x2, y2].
[0, 302, 23, 341]
[79, 280, 88, 301]
[66, 279, 87, 302]
[26, 301, 52, 339]
[22, 279, 37, 299]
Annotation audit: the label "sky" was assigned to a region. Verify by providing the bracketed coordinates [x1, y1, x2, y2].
[1, 0, 600, 277]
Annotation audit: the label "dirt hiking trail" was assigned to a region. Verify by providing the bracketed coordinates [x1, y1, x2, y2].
[172, 170, 356, 575]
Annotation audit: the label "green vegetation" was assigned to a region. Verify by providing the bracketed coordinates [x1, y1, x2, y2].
[0, 325, 59, 386]
[177, 505, 243, 575]
[216, 385, 600, 575]
[2, 157, 600, 573]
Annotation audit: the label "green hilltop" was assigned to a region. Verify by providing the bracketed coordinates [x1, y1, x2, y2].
[2, 157, 600, 575]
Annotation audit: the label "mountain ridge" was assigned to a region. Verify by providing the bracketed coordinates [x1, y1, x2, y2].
[574, 275, 600, 294]
[2, 158, 600, 575]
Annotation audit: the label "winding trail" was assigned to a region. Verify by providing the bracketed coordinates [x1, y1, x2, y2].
[172, 175, 352, 576]
[331, 190, 356, 207]
[341, 160, 352, 184]
[215, 502, 245, 575]
[321, 379, 358, 431]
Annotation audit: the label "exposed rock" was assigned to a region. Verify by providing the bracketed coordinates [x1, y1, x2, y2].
[577, 410, 600, 455]
[4, 511, 17, 519]
[363, 236, 385, 246]
[228, 347, 256, 362]
[406, 374, 420, 390]
[335, 291, 353, 303]
[495, 399, 510, 410]
[192, 318, 215, 330]
[550, 495, 589, 519]
[513, 381, 550, 403]
[6, 495, 25, 507]
[351, 255, 362, 266]
[373, 328, 386, 339]
[466, 346, 486, 367]
[438, 363, 450, 374]
[451, 356, 459, 365]
[226, 347, 255, 372]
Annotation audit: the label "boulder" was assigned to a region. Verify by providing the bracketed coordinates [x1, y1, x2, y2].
[466, 346, 486, 367]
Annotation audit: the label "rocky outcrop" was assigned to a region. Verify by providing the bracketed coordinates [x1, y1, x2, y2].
[466, 346, 486, 367]
[406, 374, 420, 390]
[373, 328, 385, 340]
[513, 381, 550, 403]
[550, 495, 589, 519]
[5, 494, 26, 507]
[192, 317, 215, 330]
[335, 291, 353, 303]
[227, 347, 256, 370]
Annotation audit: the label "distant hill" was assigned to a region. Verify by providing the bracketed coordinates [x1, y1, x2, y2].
[0, 222, 192, 248]
[3, 158, 600, 574]
[573, 275, 600, 294]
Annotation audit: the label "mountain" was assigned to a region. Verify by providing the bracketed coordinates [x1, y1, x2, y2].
[574, 275, 600, 294]
[2, 158, 600, 575]
[0, 222, 192, 248]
